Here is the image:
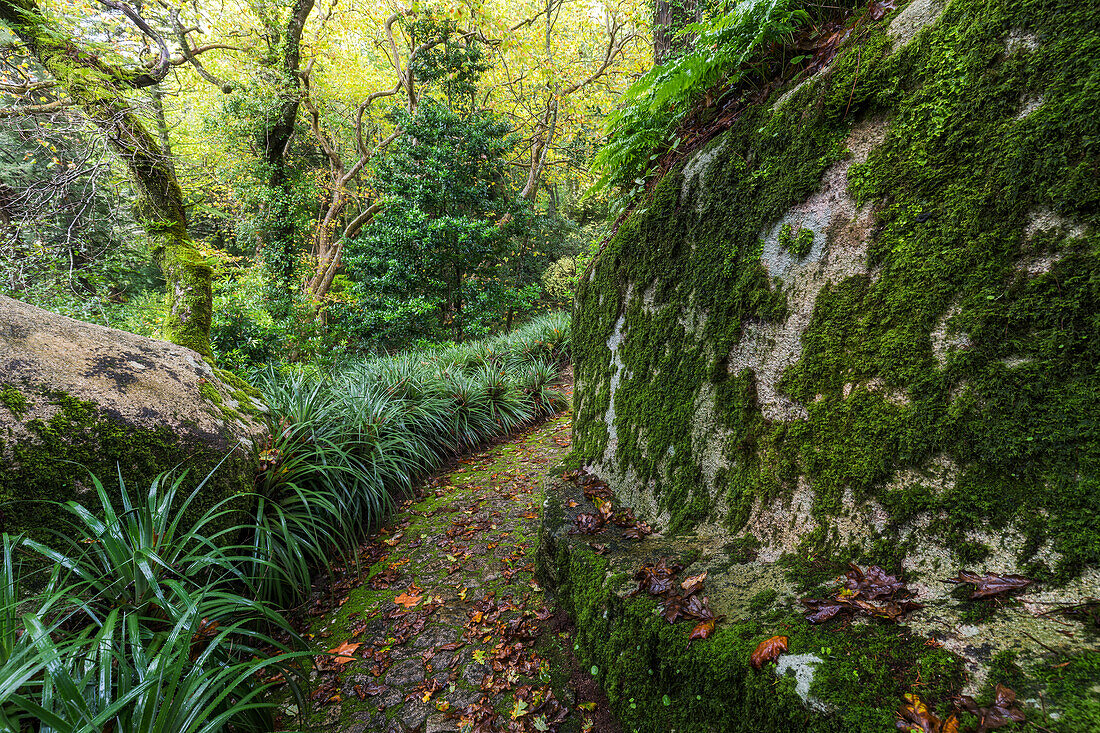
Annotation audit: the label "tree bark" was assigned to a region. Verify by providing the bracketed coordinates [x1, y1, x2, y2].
[0, 0, 214, 357]
[258, 0, 317, 295]
[654, 0, 698, 64]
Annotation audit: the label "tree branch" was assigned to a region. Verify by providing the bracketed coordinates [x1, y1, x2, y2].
[0, 98, 70, 117]
[93, 0, 171, 86]
[167, 9, 233, 92]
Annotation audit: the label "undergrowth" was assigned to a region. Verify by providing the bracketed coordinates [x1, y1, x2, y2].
[0, 311, 572, 731]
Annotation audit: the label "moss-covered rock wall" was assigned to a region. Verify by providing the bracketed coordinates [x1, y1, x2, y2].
[573, 0, 1099, 586]
[0, 295, 264, 542]
[561, 1, 1100, 727]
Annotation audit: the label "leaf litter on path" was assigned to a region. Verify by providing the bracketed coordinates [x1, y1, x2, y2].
[279, 410, 621, 733]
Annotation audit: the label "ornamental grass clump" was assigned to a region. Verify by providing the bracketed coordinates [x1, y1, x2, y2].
[243, 314, 570, 605]
[0, 316, 570, 729]
[2, 471, 307, 732]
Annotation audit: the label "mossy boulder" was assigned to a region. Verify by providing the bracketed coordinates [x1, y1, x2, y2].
[559, 0, 1100, 728]
[0, 295, 264, 541]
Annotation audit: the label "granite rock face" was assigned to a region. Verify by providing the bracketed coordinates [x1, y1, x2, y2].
[0, 295, 264, 538]
[561, 0, 1100, 729]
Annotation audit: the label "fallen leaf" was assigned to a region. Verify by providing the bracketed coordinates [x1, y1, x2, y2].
[394, 592, 423, 609]
[845, 563, 905, 600]
[896, 693, 959, 733]
[354, 681, 386, 698]
[689, 618, 717, 641]
[803, 563, 922, 624]
[681, 572, 707, 595]
[750, 636, 788, 669]
[572, 513, 604, 534]
[956, 684, 1026, 732]
[660, 595, 685, 623]
[868, 0, 897, 21]
[327, 641, 361, 665]
[946, 571, 1033, 600]
[801, 598, 848, 624]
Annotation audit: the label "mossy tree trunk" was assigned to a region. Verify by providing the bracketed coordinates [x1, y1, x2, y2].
[257, 0, 316, 310]
[0, 0, 213, 357]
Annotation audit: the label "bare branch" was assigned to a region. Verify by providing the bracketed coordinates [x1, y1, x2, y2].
[93, 0, 171, 86]
[0, 99, 70, 117]
[167, 9, 234, 92]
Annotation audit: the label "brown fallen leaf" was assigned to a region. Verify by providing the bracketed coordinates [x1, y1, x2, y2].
[630, 558, 681, 596]
[622, 522, 653, 540]
[750, 636, 788, 669]
[681, 571, 707, 595]
[354, 681, 386, 699]
[660, 595, 685, 624]
[956, 684, 1026, 732]
[682, 593, 715, 621]
[571, 513, 604, 534]
[394, 592, 423, 609]
[846, 563, 905, 600]
[896, 693, 959, 733]
[689, 618, 718, 642]
[868, 0, 897, 21]
[803, 563, 922, 624]
[801, 597, 849, 624]
[946, 571, 1033, 600]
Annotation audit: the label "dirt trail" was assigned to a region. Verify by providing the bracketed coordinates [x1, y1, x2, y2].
[281, 388, 618, 733]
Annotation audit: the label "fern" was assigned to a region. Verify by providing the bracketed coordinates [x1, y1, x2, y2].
[591, 0, 811, 205]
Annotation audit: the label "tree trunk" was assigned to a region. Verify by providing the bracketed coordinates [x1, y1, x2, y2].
[258, 0, 317, 300]
[0, 0, 214, 356]
[654, 0, 699, 64]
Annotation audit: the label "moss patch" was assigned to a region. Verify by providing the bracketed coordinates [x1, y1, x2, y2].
[538, 470, 1100, 731]
[538, 490, 969, 732]
[0, 384, 27, 420]
[0, 388, 254, 544]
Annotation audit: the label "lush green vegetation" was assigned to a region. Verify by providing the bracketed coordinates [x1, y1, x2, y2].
[0, 313, 570, 729]
[0, 0, 633, 364]
[591, 0, 814, 205]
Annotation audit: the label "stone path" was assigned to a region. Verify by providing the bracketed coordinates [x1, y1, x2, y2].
[277, 390, 617, 733]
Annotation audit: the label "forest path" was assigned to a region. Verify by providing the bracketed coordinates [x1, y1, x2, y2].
[284, 381, 617, 733]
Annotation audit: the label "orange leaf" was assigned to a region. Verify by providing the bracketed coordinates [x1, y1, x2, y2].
[689, 618, 717, 641]
[394, 592, 422, 609]
[327, 641, 361, 665]
[750, 635, 788, 669]
[681, 571, 707, 595]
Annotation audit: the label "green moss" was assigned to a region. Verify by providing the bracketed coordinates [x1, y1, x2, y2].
[199, 381, 223, 406]
[971, 650, 1100, 732]
[213, 367, 263, 402]
[0, 388, 254, 544]
[0, 384, 27, 420]
[747, 588, 779, 612]
[779, 223, 815, 258]
[543, 537, 967, 732]
[572, 0, 1100, 578]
